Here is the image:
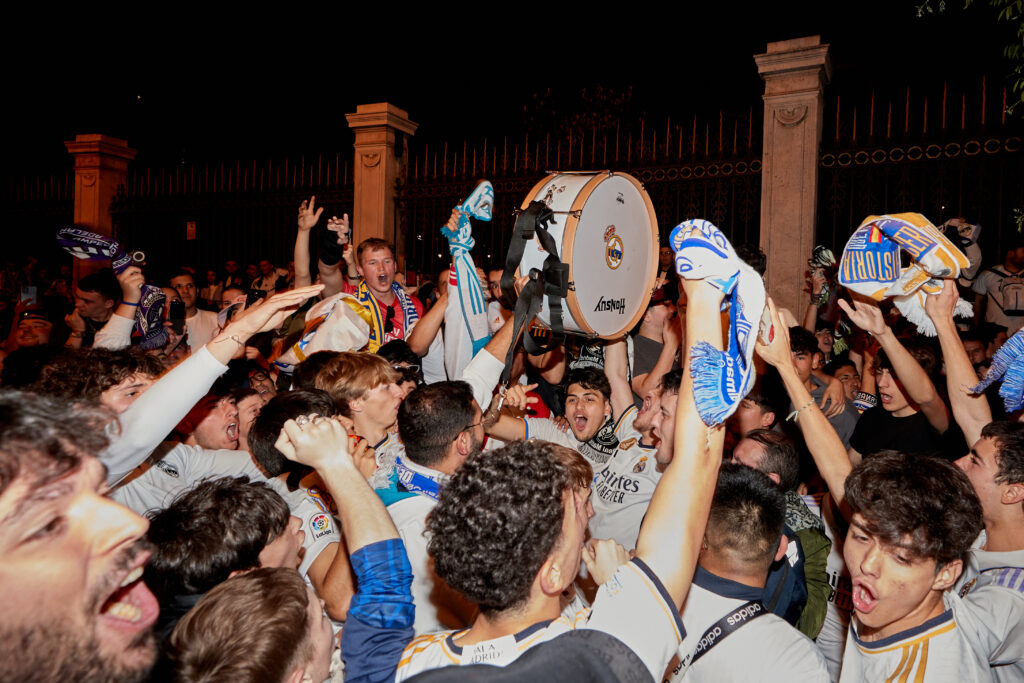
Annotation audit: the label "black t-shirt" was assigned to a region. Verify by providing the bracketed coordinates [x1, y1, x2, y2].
[849, 406, 966, 461]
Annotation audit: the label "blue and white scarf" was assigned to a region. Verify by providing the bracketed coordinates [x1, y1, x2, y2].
[971, 328, 1024, 412]
[394, 456, 446, 501]
[442, 181, 494, 379]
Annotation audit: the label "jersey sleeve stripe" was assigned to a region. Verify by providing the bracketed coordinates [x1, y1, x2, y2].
[628, 557, 686, 642]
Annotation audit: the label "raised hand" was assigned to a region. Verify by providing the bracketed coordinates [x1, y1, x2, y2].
[275, 413, 351, 472]
[754, 297, 794, 370]
[837, 296, 888, 337]
[326, 214, 351, 246]
[298, 196, 324, 233]
[226, 284, 324, 337]
[923, 278, 959, 325]
[116, 266, 146, 303]
[583, 538, 631, 586]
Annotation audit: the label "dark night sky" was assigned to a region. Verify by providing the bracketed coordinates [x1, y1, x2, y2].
[4, 2, 1014, 170]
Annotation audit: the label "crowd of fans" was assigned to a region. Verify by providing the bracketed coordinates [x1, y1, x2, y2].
[0, 197, 1022, 683]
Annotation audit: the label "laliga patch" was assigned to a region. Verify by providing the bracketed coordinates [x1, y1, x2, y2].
[618, 437, 638, 451]
[309, 513, 334, 541]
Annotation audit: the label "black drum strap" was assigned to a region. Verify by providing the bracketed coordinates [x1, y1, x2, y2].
[499, 201, 570, 385]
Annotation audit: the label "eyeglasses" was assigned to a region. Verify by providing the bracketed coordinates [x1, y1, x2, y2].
[384, 305, 395, 334]
[249, 371, 269, 382]
[461, 421, 483, 433]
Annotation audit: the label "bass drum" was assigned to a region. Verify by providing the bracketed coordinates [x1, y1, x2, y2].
[518, 171, 659, 338]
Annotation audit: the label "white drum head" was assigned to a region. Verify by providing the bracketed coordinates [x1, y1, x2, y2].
[520, 172, 658, 338]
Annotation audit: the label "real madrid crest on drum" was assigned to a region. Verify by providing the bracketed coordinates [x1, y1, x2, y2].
[604, 226, 624, 270]
[518, 171, 659, 338]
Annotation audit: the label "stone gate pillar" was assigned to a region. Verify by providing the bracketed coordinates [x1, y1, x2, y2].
[754, 36, 831, 316]
[345, 103, 418, 268]
[64, 134, 137, 282]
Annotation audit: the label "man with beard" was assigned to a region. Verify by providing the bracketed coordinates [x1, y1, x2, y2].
[0, 391, 159, 683]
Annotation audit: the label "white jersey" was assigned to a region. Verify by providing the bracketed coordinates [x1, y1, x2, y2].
[523, 417, 618, 468]
[111, 442, 265, 515]
[955, 546, 1024, 683]
[665, 568, 828, 683]
[589, 406, 661, 550]
[803, 492, 852, 681]
[397, 558, 685, 682]
[385, 457, 467, 636]
[839, 592, 996, 682]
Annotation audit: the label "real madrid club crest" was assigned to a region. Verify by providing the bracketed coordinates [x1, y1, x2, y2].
[632, 456, 647, 473]
[604, 226, 623, 270]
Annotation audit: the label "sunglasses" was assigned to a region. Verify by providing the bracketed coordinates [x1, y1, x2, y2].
[392, 363, 422, 383]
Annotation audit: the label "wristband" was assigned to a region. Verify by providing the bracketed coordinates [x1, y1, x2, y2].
[121, 300, 140, 307]
[786, 399, 815, 422]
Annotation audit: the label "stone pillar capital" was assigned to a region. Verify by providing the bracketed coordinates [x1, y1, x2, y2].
[64, 134, 137, 172]
[755, 37, 831, 93]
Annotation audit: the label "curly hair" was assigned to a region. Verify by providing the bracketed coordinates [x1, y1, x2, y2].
[30, 347, 164, 402]
[426, 440, 584, 615]
[845, 451, 983, 567]
[166, 567, 313, 683]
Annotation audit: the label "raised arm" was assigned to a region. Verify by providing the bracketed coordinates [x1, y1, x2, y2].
[102, 286, 325, 484]
[926, 279, 991, 447]
[603, 338, 635, 421]
[277, 414, 414, 683]
[802, 269, 828, 332]
[839, 296, 949, 433]
[406, 285, 447, 356]
[757, 298, 852, 505]
[633, 313, 681, 400]
[93, 266, 147, 350]
[293, 196, 322, 289]
[318, 213, 357, 298]
[635, 278, 724, 608]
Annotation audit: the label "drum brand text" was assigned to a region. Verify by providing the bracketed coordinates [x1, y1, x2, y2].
[594, 296, 626, 314]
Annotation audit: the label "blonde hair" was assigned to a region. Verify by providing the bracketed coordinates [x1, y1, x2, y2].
[314, 352, 399, 416]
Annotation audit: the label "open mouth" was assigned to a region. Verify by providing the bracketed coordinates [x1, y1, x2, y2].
[573, 415, 588, 434]
[226, 422, 238, 441]
[99, 561, 159, 631]
[851, 580, 878, 614]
